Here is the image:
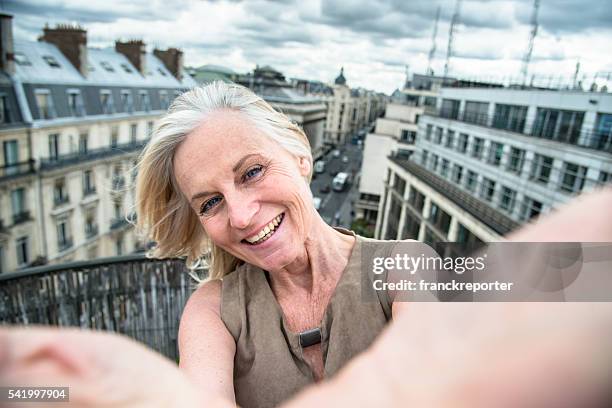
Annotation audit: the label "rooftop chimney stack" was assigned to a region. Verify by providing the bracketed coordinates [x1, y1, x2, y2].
[0, 13, 15, 75]
[115, 40, 147, 75]
[41, 23, 88, 77]
[153, 47, 184, 81]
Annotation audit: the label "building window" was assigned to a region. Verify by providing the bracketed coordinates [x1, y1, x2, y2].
[471, 137, 484, 159]
[147, 121, 154, 138]
[53, 178, 69, 206]
[79, 132, 88, 154]
[400, 129, 416, 144]
[451, 164, 463, 184]
[35, 90, 55, 119]
[116, 236, 124, 255]
[3, 139, 19, 171]
[393, 174, 406, 197]
[16, 237, 29, 267]
[425, 124, 433, 141]
[445, 130, 455, 148]
[463, 101, 489, 126]
[42, 55, 61, 68]
[594, 113, 612, 151]
[139, 90, 151, 112]
[529, 154, 554, 184]
[492, 104, 528, 133]
[120, 63, 133, 73]
[67, 90, 85, 116]
[507, 147, 525, 174]
[434, 127, 444, 144]
[11, 188, 27, 224]
[429, 201, 452, 236]
[111, 126, 119, 147]
[500, 186, 517, 213]
[559, 162, 588, 194]
[440, 159, 450, 178]
[532, 108, 584, 144]
[100, 90, 114, 114]
[100, 61, 115, 72]
[57, 218, 72, 251]
[159, 91, 169, 109]
[440, 99, 460, 119]
[466, 170, 478, 192]
[48, 133, 60, 160]
[121, 90, 134, 113]
[520, 196, 543, 221]
[456, 224, 484, 247]
[480, 177, 496, 202]
[83, 169, 96, 196]
[457, 133, 469, 153]
[85, 213, 98, 239]
[487, 142, 504, 166]
[421, 150, 429, 166]
[599, 170, 611, 185]
[130, 123, 138, 143]
[0, 94, 11, 123]
[408, 187, 425, 213]
[430, 154, 439, 171]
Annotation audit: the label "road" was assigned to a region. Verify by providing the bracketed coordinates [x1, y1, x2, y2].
[310, 141, 364, 229]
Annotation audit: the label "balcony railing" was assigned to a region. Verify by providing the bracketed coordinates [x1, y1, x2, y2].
[12, 210, 31, 225]
[112, 176, 126, 190]
[110, 217, 130, 230]
[389, 155, 519, 235]
[53, 195, 70, 207]
[83, 186, 97, 197]
[0, 254, 198, 361]
[431, 108, 612, 154]
[0, 159, 36, 181]
[40, 140, 147, 171]
[58, 238, 73, 252]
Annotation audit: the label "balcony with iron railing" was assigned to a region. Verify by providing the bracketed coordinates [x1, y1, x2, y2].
[12, 210, 31, 226]
[58, 238, 73, 252]
[110, 216, 130, 230]
[0, 254, 196, 360]
[0, 159, 36, 182]
[40, 140, 147, 171]
[430, 108, 612, 154]
[85, 224, 98, 239]
[83, 186, 97, 197]
[53, 194, 70, 207]
[389, 154, 520, 236]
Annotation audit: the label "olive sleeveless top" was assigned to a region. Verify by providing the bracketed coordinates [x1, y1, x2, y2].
[220, 228, 392, 408]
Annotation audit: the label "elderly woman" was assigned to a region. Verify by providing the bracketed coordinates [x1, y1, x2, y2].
[135, 81, 398, 407]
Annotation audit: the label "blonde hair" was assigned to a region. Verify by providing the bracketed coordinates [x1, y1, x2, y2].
[135, 81, 313, 282]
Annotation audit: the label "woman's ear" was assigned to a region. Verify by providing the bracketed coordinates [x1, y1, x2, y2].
[298, 157, 311, 177]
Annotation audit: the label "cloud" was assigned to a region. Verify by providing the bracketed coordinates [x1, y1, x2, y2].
[1, 0, 610, 94]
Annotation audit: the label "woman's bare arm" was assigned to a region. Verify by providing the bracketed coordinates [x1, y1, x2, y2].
[178, 280, 237, 406]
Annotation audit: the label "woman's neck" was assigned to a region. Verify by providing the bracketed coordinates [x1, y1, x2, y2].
[267, 215, 356, 298]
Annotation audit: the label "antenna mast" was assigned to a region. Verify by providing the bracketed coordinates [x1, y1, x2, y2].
[444, 0, 461, 78]
[521, 0, 540, 84]
[427, 6, 441, 76]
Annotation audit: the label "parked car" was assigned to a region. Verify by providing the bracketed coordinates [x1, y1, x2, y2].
[314, 160, 326, 174]
[313, 197, 322, 210]
[342, 155, 348, 163]
[332, 149, 341, 158]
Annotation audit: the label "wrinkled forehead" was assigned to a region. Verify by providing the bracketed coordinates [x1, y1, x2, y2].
[172, 109, 284, 192]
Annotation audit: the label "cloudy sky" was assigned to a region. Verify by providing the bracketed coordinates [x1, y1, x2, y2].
[4, 0, 611, 93]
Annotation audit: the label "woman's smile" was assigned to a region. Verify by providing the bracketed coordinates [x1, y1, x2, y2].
[241, 212, 286, 247]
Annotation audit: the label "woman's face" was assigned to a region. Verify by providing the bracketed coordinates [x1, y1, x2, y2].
[173, 109, 314, 271]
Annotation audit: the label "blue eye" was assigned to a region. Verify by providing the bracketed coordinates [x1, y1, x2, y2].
[244, 165, 263, 181]
[200, 196, 222, 215]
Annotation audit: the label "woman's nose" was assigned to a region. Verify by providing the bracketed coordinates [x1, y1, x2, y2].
[226, 193, 259, 230]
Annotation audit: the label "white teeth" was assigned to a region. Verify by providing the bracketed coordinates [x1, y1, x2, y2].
[244, 213, 284, 245]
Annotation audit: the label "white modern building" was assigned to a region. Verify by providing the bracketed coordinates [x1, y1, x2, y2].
[375, 82, 612, 246]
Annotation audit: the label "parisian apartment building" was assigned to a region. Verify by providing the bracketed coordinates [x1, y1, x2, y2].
[323, 67, 386, 145]
[0, 13, 197, 274]
[371, 74, 612, 248]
